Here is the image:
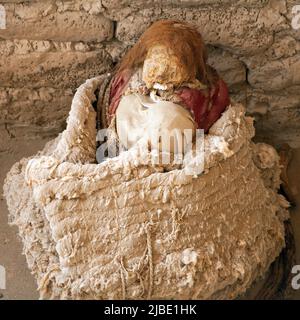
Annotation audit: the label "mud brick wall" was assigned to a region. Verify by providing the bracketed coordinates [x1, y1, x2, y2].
[0, 0, 300, 149]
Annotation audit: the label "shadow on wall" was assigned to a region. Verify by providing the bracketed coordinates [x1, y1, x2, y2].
[0, 0, 299, 147]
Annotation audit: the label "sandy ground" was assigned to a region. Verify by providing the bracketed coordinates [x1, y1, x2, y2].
[0, 136, 300, 300]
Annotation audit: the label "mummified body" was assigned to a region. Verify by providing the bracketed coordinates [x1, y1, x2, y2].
[98, 20, 230, 158]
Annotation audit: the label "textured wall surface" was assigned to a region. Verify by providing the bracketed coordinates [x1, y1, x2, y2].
[0, 0, 300, 148]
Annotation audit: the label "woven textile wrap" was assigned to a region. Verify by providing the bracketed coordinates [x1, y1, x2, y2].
[4, 75, 289, 300]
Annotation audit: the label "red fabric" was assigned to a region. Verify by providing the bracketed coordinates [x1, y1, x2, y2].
[109, 71, 230, 132]
[108, 69, 132, 122]
[176, 79, 230, 132]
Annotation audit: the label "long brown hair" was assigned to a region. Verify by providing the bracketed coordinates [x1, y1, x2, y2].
[116, 19, 216, 87]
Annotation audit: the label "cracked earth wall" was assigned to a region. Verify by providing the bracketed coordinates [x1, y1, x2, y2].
[0, 0, 300, 150]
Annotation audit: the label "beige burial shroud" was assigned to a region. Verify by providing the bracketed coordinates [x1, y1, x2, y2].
[3, 75, 289, 299]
